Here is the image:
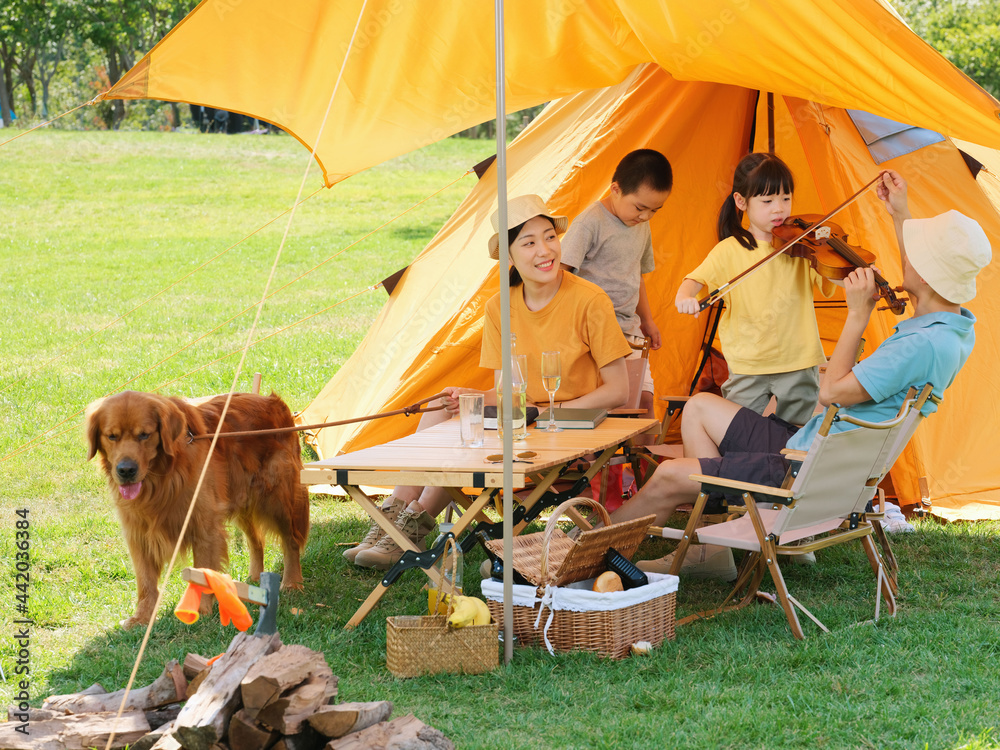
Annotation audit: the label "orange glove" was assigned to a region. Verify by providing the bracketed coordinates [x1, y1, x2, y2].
[174, 569, 253, 631]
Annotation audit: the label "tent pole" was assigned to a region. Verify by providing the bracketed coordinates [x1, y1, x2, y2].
[493, 0, 514, 665]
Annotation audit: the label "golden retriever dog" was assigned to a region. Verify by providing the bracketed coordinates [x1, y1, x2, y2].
[86, 390, 310, 629]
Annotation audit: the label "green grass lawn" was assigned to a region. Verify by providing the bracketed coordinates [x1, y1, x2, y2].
[1, 130, 999, 750]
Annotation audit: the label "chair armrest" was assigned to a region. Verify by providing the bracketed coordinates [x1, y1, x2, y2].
[779, 448, 808, 461]
[608, 408, 648, 416]
[688, 473, 794, 500]
[647, 525, 685, 541]
[658, 395, 691, 407]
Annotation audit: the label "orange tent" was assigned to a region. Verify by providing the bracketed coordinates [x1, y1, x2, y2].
[300, 66, 1000, 520]
[101, 1, 1000, 519]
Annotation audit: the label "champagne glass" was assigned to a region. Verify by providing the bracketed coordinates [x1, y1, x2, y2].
[541, 351, 562, 433]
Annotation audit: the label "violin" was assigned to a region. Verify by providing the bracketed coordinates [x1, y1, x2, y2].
[696, 173, 908, 315]
[772, 215, 906, 315]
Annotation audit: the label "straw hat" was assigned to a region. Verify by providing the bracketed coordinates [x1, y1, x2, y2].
[902, 210, 992, 304]
[487, 194, 568, 259]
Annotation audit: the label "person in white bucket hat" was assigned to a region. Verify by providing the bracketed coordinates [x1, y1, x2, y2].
[609, 169, 990, 577]
[348, 194, 632, 570]
[901, 209, 991, 305]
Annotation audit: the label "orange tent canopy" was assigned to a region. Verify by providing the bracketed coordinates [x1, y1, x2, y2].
[103, 0, 1000, 186]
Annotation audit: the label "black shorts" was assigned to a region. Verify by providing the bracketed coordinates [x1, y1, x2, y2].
[696, 407, 798, 505]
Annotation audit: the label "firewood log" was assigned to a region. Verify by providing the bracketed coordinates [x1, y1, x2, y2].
[326, 715, 454, 750]
[0, 710, 149, 750]
[184, 653, 212, 679]
[240, 645, 333, 722]
[173, 631, 281, 750]
[227, 709, 279, 750]
[6, 706, 66, 722]
[255, 675, 328, 734]
[307, 701, 393, 739]
[41, 661, 186, 714]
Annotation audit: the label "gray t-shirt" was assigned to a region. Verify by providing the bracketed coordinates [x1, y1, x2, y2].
[560, 201, 655, 337]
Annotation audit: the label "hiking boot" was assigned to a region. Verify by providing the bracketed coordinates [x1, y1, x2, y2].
[343, 495, 406, 563]
[353, 506, 436, 570]
[637, 544, 738, 581]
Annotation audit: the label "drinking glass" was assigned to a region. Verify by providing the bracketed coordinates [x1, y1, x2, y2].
[459, 393, 485, 447]
[541, 351, 562, 433]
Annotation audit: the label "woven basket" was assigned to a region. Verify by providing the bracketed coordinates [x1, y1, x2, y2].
[484, 497, 654, 587]
[482, 574, 676, 659]
[482, 498, 676, 659]
[385, 615, 499, 677]
[386, 537, 498, 678]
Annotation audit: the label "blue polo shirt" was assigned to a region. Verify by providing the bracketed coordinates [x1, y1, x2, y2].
[786, 309, 976, 451]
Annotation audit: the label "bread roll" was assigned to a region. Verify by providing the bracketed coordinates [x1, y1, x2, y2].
[592, 571, 623, 593]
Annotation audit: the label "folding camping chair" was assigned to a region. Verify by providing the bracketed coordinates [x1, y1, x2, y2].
[658, 394, 929, 639]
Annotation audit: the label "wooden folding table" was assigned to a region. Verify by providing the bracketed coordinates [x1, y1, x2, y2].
[301, 417, 658, 627]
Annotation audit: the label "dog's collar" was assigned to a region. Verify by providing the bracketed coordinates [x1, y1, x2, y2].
[187, 428, 195, 444]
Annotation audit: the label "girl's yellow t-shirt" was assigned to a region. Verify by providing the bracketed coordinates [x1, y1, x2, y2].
[687, 236, 836, 375]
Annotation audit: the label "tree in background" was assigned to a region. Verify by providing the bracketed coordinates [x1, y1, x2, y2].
[77, 0, 194, 129]
[892, 0, 1000, 97]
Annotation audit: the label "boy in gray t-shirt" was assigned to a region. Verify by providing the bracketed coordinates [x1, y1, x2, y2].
[561, 149, 673, 417]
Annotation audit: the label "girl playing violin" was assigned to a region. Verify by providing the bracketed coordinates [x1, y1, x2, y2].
[675, 153, 837, 425]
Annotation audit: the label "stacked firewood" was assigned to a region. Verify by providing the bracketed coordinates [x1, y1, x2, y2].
[0, 632, 453, 750]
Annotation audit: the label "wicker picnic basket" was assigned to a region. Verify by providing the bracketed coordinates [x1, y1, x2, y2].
[385, 538, 498, 678]
[483, 497, 652, 587]
[482, 498, 677, 659]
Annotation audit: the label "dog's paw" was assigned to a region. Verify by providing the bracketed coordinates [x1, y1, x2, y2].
[119, 615, 147, 630]
[280, 579, 304, 591]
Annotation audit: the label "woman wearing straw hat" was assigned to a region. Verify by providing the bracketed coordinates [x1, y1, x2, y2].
[349, 194, 632, 570]
[479, 193, 632, 412]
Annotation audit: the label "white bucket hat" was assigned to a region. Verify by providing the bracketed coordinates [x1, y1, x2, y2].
[902, 210, 992, 304]
[487, 194, 568, 260]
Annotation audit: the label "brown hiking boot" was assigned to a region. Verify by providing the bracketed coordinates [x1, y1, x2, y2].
[344, 495, 407, 563]
[353, 506, 436, 570]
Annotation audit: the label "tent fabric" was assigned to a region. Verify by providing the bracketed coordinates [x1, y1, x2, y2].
[101, 0, 1000, 188]
[103, 0, 1000, 519]
[301, 65, 1000, 520]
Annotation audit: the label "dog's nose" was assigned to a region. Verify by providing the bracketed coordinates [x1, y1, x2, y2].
[117, 460, 139, 483]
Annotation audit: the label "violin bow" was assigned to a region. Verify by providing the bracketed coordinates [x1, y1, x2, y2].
[699, 172, 884, 310]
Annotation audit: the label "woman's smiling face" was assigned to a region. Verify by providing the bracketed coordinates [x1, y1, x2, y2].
[509, 215, 561, 284]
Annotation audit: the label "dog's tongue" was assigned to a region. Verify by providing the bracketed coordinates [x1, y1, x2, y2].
[119, 482, 142, 501]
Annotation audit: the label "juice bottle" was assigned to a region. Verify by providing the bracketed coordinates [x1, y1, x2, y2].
[497, 335, 528, 441]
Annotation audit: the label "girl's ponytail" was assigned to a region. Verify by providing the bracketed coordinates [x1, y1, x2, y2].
[717, 194, 755, 250]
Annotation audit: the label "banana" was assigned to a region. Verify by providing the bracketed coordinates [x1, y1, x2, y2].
[468, 596, 492, 626]
[446, 596, 478, 628]
[446, 595, 492, 628]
